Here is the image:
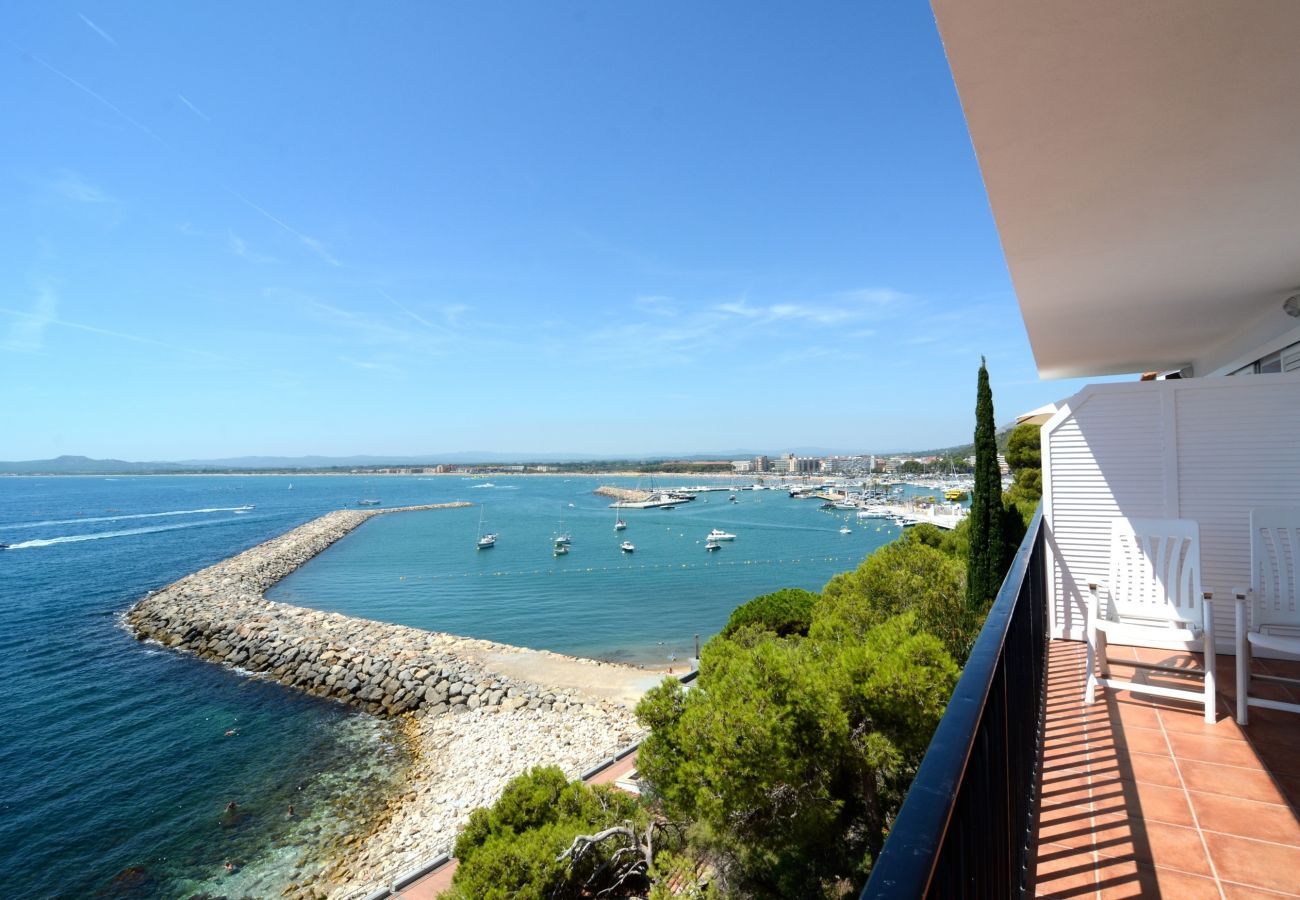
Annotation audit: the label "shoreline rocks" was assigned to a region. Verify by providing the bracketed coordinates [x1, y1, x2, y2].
[124, 502, 656, 898]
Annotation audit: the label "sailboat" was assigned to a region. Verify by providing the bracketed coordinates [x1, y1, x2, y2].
[614, 508, 627, 531]
[476, 506, 496, 549]
[554, 507, 572, 547]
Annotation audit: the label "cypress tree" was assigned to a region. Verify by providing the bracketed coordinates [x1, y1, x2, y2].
[967, 356, 1003, 610]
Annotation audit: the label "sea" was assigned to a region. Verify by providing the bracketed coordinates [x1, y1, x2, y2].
[0, 473, 922, 898]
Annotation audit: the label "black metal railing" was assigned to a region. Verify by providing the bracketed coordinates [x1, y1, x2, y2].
[862, 505, 1047, 898]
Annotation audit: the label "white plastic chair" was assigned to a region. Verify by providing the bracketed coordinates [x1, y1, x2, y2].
[1085, 518, 1217, 723]
[1234, 508, 1300, 725]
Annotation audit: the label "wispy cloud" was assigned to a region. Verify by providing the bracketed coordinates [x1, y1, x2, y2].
[176, 93, 211, 122]
[0, 303, 241, 364]
[377, 288, 458, 334]
[231, 191, 341, 266]
[339, 355, 398, 373]
[284, 292, 455, 355]
[581, 316, 728, 367]
[1, 284, 59, 353]
[49, 169, 113, 204]
[715, 298, 858, 326]
[714, 287, 909, 328]
[78, 13, 116, 46]
[773, 345, 862, 366]
[836, 287, 908, 307]
[633, 295, 678, 317]
[30, 53, 163, 145]
[441, 304, 469, 327]
[227, 232, 277, 264]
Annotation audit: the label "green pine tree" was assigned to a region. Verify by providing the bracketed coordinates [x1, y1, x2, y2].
[967, 356, 1003, 610]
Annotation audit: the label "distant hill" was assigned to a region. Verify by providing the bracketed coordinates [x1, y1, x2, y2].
[0, 455, 195, 474]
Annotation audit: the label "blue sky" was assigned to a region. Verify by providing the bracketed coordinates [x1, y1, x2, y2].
[2, 2, 1116, 460]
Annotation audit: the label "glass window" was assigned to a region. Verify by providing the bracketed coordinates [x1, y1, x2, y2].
[1258, 350, 1283, 374]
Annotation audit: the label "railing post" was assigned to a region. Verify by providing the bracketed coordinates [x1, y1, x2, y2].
[861, 505, 1046, 899]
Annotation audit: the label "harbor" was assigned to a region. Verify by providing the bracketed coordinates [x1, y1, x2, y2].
[1, 472, 934, 897]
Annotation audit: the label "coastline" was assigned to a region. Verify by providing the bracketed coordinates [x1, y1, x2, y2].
[123, 502, 660, 897]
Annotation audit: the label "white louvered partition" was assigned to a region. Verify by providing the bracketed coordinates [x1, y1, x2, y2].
[1042, 373, 1300, 653]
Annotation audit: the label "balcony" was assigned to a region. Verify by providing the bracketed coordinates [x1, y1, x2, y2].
[862, 507, 1300, 898]
[1035, 640, 1300, 897]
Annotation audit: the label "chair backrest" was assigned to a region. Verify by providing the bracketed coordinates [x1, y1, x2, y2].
[1250, 508, 1300, 629]
[1108, 517, 1202, 623]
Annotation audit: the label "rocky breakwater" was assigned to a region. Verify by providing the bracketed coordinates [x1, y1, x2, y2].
[126, 503, 631, 720]
[594, 485, 652, 502]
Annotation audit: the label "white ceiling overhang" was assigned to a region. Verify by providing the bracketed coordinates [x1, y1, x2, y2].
[931, 0, 1300, 378]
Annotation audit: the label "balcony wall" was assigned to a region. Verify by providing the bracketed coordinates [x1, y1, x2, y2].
[1042, 374, 1300, 651]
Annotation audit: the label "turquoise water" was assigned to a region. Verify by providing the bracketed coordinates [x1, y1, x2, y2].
[0, 473, 912, 897]
[270, 476, 908, 664]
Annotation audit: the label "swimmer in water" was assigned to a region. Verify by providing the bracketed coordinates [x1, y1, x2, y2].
[287, 804, 295, 818]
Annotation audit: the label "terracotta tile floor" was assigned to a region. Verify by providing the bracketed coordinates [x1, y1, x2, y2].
[1034, 640, 1300, 898]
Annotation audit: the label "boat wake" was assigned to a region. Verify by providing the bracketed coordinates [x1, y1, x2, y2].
[3, 515, 270, 549]
[1, 505, 256, 530]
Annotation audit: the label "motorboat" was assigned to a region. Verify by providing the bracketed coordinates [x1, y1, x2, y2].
[707, 529, 737, 541]
[553, 544, 569, 556]
[839, 525, 852, 534]
[705, 539, 720, 552]
[620, 540, 635, 553]
[356, 499, 382, 506]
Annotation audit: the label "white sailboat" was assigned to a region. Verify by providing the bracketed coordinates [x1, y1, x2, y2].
[476, 506, 496, 549]
[614, 509, 627, 531]
[554, 507, 572, 546]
